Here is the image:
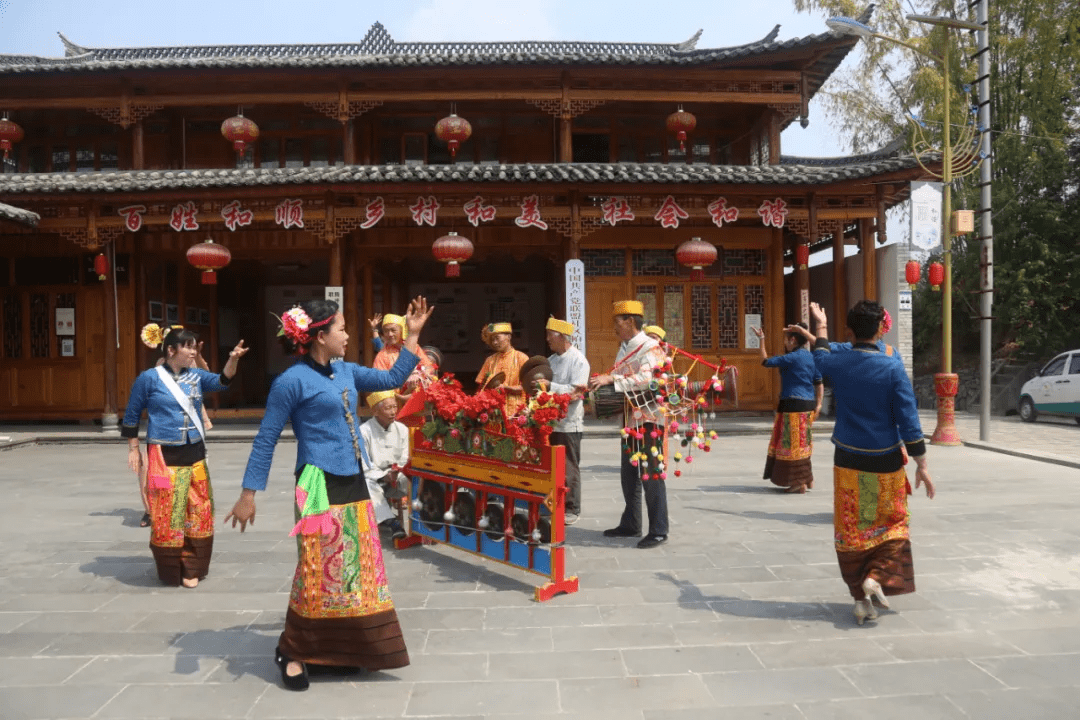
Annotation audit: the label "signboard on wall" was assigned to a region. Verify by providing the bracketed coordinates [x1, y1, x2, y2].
[325, 286, 343, 307]
[745, 314, 762, 349]
[55, 308, 75, 336]
[910, 181, 943, 251]
[565, 259, 586, 355]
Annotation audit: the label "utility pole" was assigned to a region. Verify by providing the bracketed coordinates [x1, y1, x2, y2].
[975, 0, 994, 440]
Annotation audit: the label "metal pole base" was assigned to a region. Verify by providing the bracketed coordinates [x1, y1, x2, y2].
[930, 372, 962, 446]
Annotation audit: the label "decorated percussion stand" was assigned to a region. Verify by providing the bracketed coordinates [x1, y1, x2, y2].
[394, 376, 579, 602]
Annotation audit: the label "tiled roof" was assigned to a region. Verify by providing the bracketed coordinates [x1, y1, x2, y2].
[0, 159, 924, 196]
[0, 20, 846, 73]
[0, 201, 40, 226]
[781, 137, 909, 167]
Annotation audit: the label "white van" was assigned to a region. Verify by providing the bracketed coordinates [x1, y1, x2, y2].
[1018, 349, 1080, 424]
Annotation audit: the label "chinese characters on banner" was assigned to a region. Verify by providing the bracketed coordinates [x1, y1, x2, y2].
[361, 197, 385, 229]
[909, 181, 942, 250]
[515, 194, 548, 230]
[274, 199, 304, 229]
[169, 201, 199, 231]
[220, 200, 254, 231]
[601, 197, 635, 226]
[653, 195, 689, 229]
[757, 198, 788, 229]
[707, 197, 739, 227]
[410, 195, 440, 227]
[463, 195, 497, 226]
[564, 259, 586, 356]
[118, 205, 146, 232]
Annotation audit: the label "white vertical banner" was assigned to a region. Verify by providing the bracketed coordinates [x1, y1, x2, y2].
[910, 181, 943, 251]
[564, 259, 586, 356]
[325, 286, 343, 307]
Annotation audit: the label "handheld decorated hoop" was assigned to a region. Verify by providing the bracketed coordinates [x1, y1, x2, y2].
[140, 323, 184, 349]
[274, 306, 334, 354]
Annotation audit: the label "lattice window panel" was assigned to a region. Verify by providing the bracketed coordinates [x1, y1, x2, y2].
[635, 285, 657, 325]
[582, 249, 625, 277]
[722, 249, 767, 276]
[663, 285, 685, 349]
[690, 285, 712, 350]
[30, 293, 49, 358]
[2, 294, 21, 359]
[632, 249, 677, 276]
[717, 286, 739, 349]
[744, 284, 766, 324]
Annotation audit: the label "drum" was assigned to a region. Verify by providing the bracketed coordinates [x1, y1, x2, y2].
[587, 385, 625, 420]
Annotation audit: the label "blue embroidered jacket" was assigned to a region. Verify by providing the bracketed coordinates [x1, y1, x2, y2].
[121, 367, 229, 445]
[812, 339, 925, 457]
[763, 347, 821, 401]
[241, 349, 419, 491]
[829, 339, 903, 365]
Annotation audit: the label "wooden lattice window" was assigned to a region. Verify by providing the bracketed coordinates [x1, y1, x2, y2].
[632, 250, 677, 277]
[662, 285, 685, 349]
[582, 249, 625, 277]
[635, 285, 657, 325]
[30, 293, 50, 358]
[690, 285, 712, 350]
[717, 286, 739, 349]
[2, 294, 21, 359]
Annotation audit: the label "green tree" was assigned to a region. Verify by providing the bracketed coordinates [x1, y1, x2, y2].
[792, 0, 1080, 364]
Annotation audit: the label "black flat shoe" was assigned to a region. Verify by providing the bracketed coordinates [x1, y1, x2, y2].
[139, 513, 151, 528]
[275, 648, 309, 691]
[603, 526, 642, 538]
[636, 534, 667, 549]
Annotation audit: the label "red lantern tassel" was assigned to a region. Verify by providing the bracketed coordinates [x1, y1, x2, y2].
[678, 131, 687, 152]
[448, 140, 459, 158]
[201, 271, 217, 285]
[445, 262, 460, 278]
[690, 268, 704, 281]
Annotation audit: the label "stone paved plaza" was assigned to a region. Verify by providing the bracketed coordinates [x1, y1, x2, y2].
[2, 424, 1079, 719]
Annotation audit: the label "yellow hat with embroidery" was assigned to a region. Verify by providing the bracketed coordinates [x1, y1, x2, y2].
[613, 300, 644, 316]
[381, 314, 407, 339]
[644, 325, 666, 340]
[487, 322, 512, 333]
[366, 390, 396, 408]
[545, 317, 574, 335]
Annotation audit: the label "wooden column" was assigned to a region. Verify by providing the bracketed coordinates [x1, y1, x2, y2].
[132, 120, 145, 170]
[832, 220, 847, 342]
[860, 218, 877, 302]
[328, 208, 343, 287]
[569, 197, 582, 260]
[559, 74, 573, 163]
[102, 239, 120, 432]
[343, 120, 357, 165]
[768, 112, 781, 164]
[344, 236, 360, 364]
[795, 198, 814, 325]
[363, 263, 375, 366]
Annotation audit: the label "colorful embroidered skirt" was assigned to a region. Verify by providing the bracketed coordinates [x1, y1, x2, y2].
[763, 411, 814, 491]
[279, 491, 409, 670]
[146, 445, 214, 586]
[833, 465, 915, 599]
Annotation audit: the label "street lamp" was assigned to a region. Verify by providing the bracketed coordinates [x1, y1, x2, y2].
[827, 13, 984, 446]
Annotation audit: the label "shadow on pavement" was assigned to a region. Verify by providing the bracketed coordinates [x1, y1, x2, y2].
[171, 623, 280, 682]
[399, 544, 537, 594]
[79, 555, 160, 587]
[693, 507, 834, 526]
[656, 572, 873, 630]
[89, 507, 147, 528]
[697, 484, 782, 494]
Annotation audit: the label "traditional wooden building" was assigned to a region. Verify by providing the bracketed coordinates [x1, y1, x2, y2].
[0, 10, 929, 424]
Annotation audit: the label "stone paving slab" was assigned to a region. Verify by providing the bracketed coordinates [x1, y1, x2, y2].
[1, 432, 1079, 719]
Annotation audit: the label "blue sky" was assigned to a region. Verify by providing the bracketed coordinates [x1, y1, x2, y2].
[0, 0, 853, 158]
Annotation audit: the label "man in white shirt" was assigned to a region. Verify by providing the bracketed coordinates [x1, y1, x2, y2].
[361, 390, 409, 540]
[588, 300, 669, 549]
[545, 317, 590, 525]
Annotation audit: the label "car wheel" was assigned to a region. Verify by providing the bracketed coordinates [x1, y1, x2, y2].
[1075, 417, 1080, 426]
[1019, 396, 1038, 423]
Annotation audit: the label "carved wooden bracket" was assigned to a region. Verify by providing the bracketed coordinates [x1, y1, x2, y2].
[304, 215, 365, 245]
[87, 103, 164, 129]
[786, 217, 810, 241]
[547, 215, 605, 240]
[525, 98, 606, 119]
[58, 224, 123, 250]
[304, 98, 384, 124]
[768, 103, 801, 124]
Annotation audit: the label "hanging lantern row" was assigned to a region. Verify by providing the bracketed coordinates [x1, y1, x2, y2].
[186, 238, 232, 285]
[904, 259, 945, 291]
[666, 106, 697, 153]
[905, 260, 921, 291]
[432, 231, 474, 278]
[795, 243, 810, 270]
[221, 111, 260, 157]
[675, 237, 717, 281]
[0, 115, 24, 162]
[928, 261, 945, 291]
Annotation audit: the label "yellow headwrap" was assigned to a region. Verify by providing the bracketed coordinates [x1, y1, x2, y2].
[643, 325, 666, 340]
[481, 322, 513, 347]
[545, 317, 575, 336]
[613, 300, 644, 316]
[381, 314, 407, 339]
[140, 323, 185, 349]
[366, 390, 397, 408]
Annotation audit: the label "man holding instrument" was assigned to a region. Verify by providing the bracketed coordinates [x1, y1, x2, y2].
[589, 301, 669, 549]
[545, 317, 590, 525]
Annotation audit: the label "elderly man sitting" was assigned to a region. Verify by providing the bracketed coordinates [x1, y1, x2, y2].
[360, 390, 410, 540]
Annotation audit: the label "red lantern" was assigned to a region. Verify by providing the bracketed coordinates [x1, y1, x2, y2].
[93, 253, 108, 281]
[186, 238, 232, 285]
[432, 231, 473, 278]
[221, 113, 259, 156]
[434, 113, 472, 158]
[675, 237, 717, 281]
[905, 260, 922, 290]
[928, 261, 945, 291]
[665, 106, 697, 153]
[0, 116, 24, 162]
[795, 244, 810, 270]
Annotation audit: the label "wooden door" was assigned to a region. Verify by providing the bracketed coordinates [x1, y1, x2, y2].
[584, 278, 629, 375]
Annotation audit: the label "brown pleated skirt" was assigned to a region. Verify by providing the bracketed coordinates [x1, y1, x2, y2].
[764, 411, 815, 491]
[837, 538, 916, 600]
[280, 498, 408, 670]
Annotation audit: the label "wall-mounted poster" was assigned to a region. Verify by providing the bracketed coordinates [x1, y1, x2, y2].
[166, 304, 179, 324]
[148, 301, 163, 321]
[61, 338, 75, 357]
[745, 313, 762, 349]
[55, 307, 75, 336]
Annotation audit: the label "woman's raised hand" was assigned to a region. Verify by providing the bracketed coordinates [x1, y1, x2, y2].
[405, 296, 435, 337]
[368, 313, 383, 336]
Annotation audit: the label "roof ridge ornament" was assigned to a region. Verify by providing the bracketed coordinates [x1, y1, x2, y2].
[762, 24, 781, 43]
[672, 30, 703, 53]
[57, 32, 90, 58]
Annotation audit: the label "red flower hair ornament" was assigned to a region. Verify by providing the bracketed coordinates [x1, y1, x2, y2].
[275, 306, 334, 354]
